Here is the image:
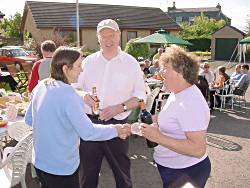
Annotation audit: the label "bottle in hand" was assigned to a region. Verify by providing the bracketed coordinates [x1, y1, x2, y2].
[92, 87, 100, 116]
[139, 100, 158, 148]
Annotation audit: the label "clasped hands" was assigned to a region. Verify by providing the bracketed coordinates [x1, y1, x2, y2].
[116, 122, 161, 143]
[116, 124, 131, 139]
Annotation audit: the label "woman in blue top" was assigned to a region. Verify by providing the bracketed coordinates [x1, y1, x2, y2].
[25, 47, 130, 188]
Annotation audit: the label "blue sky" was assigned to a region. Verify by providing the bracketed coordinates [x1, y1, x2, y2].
[0, 0, 249, 32]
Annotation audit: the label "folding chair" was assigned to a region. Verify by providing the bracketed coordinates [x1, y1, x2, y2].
[19, 61, 32, 80]
[6, 64, 28, 93]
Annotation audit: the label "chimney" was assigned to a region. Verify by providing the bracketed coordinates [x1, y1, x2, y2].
[173, 1, 176, 9]
[216, 3, 221, 10]
[168, 1, 176, 12]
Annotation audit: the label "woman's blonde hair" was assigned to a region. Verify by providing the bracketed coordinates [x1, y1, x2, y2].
[159, 45, 199, 85]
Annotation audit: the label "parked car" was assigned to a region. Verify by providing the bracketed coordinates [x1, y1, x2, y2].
[0, 46, 39, 69]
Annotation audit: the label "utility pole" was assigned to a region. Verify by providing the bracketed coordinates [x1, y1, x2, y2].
[76, 0, 80, 48]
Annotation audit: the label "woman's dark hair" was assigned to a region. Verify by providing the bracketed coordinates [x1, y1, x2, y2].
[242, 64, 249, 70]
[50, 47, 81, 84]
[218, 66, 226, 74]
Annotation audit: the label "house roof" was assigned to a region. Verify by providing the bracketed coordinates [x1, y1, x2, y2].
[24, 1, 180, 30]
[167, 6, 231, 23]
[168, 7, 220, 13]
[212, 25, 246, 36]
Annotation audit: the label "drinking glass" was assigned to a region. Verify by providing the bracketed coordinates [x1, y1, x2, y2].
[6, 102, 18, 121]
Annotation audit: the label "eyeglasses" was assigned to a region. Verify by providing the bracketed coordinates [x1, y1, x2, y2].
[204, 66, 209, 69]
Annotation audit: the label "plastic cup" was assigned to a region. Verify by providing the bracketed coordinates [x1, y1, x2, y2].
[6, 103, 18, 121]
[131, 122, 142, 136]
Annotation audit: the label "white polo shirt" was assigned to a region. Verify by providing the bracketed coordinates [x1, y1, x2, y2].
[75, 48, 146, 120]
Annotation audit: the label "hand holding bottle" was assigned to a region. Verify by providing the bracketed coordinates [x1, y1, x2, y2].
[82, 92, 97, 108]
[140, 123, 161, 145]
[91, 87, 100, 115]
[139, 100, 158, 147]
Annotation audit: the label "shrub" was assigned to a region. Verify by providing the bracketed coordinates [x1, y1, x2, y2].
[23, 28, 74, 58]
[124, 38, 150, 60]
[186, 38, 211, 52]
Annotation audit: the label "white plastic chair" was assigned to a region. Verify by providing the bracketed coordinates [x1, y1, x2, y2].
[155, 92, 170, 114]
[0, 128, 8, 160]
[146, 87, 160, 112]
[0, 132, 32, 188]
[214, 83, 235, 111]
[145, 83, 151, 95]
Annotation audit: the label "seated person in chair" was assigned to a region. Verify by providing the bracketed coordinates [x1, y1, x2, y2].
[199, 62, 215, 84]
[230, 64, 243, 82]
[209, 66, 230, 109]
[233, 64, 249, 95]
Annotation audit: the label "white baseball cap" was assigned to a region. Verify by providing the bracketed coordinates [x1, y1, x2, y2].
[97, 19, 120, 33]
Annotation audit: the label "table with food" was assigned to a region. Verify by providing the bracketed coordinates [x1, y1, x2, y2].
[0, 91, 30, 142]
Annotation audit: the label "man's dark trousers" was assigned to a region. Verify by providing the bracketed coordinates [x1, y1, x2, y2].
[79, 116, 132, 188]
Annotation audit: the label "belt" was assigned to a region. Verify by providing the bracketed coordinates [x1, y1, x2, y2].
[87, 114, 127, 125]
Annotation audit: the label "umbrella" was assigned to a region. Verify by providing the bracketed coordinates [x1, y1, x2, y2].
[134, 30, 192, 46]
[239, 36, 250, 44]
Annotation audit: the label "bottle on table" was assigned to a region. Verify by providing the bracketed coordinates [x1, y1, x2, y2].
[92, 86, 100, 116]
[139, 99, 158, 148]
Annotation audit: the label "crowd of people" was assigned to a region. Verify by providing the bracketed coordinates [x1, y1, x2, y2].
[197, 62, 249, 110]
[19, 18, 249, 188]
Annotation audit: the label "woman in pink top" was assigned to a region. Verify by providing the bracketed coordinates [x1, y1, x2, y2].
[141, 45, 211, 188]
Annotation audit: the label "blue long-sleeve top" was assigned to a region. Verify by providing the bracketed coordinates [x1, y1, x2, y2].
[25, 79, 117, 175]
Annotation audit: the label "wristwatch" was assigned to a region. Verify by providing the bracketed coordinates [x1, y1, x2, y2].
[122, 103, 128, 112]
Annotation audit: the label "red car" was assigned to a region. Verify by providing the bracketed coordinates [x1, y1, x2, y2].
[0, 46, 39, 69]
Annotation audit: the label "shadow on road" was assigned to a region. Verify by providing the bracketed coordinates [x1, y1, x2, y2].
[208, 103, 250, 139]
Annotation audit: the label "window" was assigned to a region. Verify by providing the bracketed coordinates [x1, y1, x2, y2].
[127, 31, 137, 42]
[3, 50, 12, 57]
[189, 17, 195, 24]
[176, 16, 182, 24]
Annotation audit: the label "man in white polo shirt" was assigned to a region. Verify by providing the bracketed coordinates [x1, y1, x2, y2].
[76, 19, 146, 188]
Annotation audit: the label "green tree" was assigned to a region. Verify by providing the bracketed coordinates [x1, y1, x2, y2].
[0, 13, 22, 38]
[124, 38, 150, 60]
[178, 12, 226, 39]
